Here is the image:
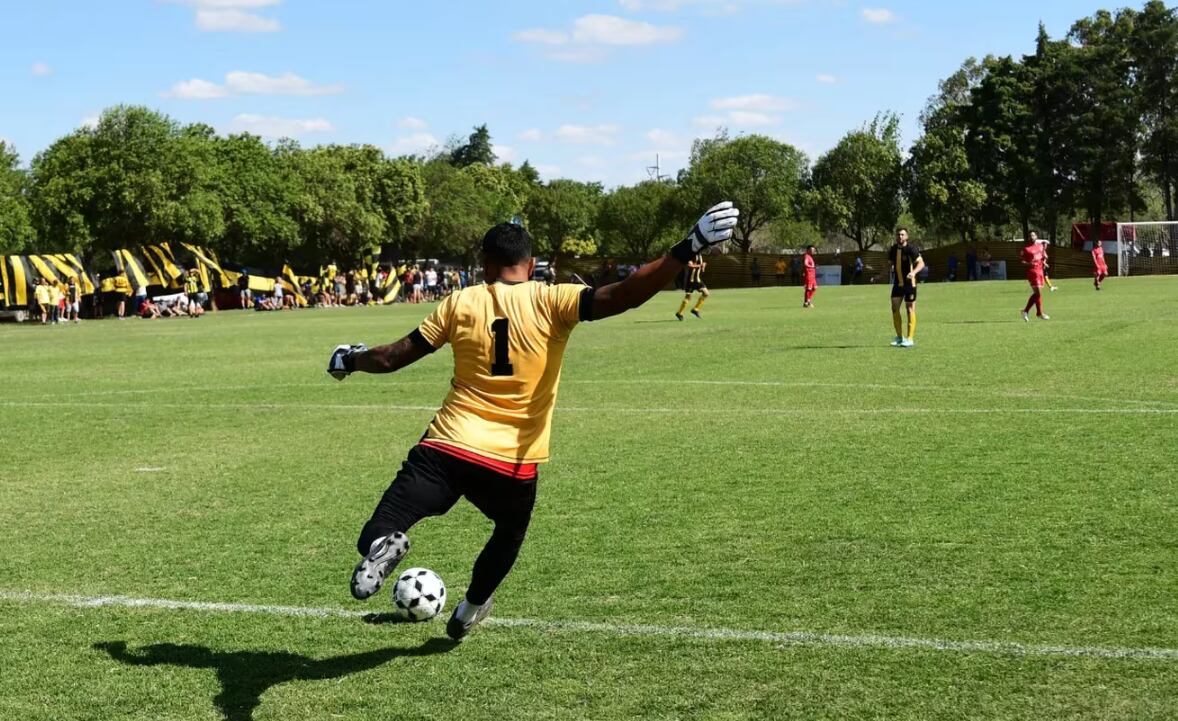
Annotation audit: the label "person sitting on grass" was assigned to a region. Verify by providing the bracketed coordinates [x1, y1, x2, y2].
[139, 299, 162, 319]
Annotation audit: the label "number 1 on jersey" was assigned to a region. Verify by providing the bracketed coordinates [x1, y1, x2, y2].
[490, 318, 514, 376]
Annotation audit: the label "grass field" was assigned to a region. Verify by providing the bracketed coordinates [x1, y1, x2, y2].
[2, 276, 1177, 721]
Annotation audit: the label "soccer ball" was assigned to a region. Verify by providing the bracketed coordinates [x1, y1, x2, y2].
[391, 568, 447, 621]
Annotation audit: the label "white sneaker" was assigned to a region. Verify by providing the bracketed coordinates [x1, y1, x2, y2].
[1050, 286, 1058, 292]
[1021, 311, 1030, 322]
[350, 532, 410, 600]
[890, 336, 903, 347]
[900, 338, 914, 348]
[1039, 314, 1050, 321]
[446, 597, 494, 641]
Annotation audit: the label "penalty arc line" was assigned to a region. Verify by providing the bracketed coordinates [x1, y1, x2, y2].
[1, 590, 1176, 662]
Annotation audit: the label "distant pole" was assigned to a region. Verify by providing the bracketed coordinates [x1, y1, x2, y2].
[646, 153, 669, 182]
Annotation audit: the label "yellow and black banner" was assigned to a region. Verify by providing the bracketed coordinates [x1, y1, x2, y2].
[281, 264, 308, 307]
[1, 255, 35, 306]
[141, 244, 183, 290]
[46, 254, 97, 295]
[112, 249, 150, 294]
[180, 243, 230, 291]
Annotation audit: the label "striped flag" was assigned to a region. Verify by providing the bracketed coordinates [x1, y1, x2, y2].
[1, 256, 35, 306]
[112, 249, 150, 294]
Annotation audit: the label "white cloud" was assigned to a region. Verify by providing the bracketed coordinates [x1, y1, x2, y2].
[861, 7, 897, 24]
[512, 28, 569, 45]
[81, 115, 100, 130]
[513, 14, 681, 60]
[710, 94, 794, 112]
[646, 128, 680, 146]
[553, 124, 621, 145]
[572, 14, 682, 45]
[576, 155, 606, 168]
[398, 116, 428, 130]
[519, 128, 543, 142]
[196, 8, 280, 31]
[31, 62, 52, 77]
[389, 132, 439, 157]
[225, 71, 342, 95]
[191, 0, 279, 7]
[545, 48, 608, 63]
[533, 164, 562, 178]
[816, 73, 838, 84]
[229, 114, 332, 137]
[693, 110, 778, 127]
[493, 144, 517, 162]
[162, 78, 230, 99]
[162, 72, 341, 99]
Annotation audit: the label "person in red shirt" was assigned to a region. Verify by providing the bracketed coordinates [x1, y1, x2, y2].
[1092, 239, 1109, 290]
[1020, 235, 1049, 321]
[802, 245, 817, 308]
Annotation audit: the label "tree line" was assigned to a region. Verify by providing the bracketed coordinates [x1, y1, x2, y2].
[2, 1, 1176, 267]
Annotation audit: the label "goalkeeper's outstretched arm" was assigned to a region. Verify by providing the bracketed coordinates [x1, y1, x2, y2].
[327, 333, 433, 380]
[590, 201, 738, 321]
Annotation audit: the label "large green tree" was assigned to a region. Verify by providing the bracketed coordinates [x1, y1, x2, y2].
[449, 124, 496, 168]
[415, 161, 521, 262]
[906, 59, 988, 243]
[596, 180, 680, 258]
[811, 114, 903, 250]
[29, 106, 223, 254]
[525, 179, 603, 257]
[1066, 9, 1143, 232]
[211, 133, 300, 265]
[1133, 0, 1178, 220]
[678, 133, 808, 252]
[965, 56, 1039, 237]
[0, 141, 34, 253]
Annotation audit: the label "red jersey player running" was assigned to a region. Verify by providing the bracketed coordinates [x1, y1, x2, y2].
[1092, 239, 1109, 290]
[802, 245, 817, 308]
[1020, 234, 1050, 321]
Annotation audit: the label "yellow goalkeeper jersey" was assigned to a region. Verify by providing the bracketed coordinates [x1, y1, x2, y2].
[416, 280, 590, 464]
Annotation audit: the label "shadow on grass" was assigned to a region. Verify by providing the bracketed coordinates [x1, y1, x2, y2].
[94, 637, 455, 721]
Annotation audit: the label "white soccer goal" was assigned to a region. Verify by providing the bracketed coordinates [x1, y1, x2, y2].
[1116, 221, 1178, 277]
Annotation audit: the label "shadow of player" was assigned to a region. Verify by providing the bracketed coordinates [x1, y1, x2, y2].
[94, 637, 455, 721]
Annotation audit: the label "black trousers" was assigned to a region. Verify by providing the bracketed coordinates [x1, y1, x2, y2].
[357, 444, 537, 605]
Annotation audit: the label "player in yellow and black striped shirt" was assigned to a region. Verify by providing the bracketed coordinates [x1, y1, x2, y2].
[675, 253, 710, 320]
[328, 202, 740, 640]
[889, 228, 925, 348]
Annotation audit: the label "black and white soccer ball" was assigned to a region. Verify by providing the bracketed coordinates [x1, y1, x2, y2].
[391, 567, 446, 621]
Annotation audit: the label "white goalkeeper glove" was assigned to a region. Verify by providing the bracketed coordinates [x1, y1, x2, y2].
[327, 343, 368, 380]
[670, 201, 740, 263]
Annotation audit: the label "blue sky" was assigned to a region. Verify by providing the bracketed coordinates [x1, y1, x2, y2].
[2, 1, 1107, 186]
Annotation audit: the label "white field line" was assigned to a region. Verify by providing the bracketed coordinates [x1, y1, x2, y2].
[1, 589, 1175, 662]
[2, 400, 1177, 415]
[21, 380, 1178, 409]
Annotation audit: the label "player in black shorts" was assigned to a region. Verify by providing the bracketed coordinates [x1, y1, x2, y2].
[675, 253, 709, 320]
[889, 228, 924, 348]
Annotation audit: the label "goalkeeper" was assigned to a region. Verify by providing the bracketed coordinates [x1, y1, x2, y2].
[327, 202, 739, 640]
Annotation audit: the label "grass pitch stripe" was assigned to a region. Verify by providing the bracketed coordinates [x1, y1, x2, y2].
[2, 590, 1176, 662]
[2, 400, 1177, 415]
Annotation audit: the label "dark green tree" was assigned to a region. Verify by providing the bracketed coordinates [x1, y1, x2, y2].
[449, 124, 496, 167]
[0, 141, 34, 253]
[1132, 1, 1178, 220]
[525, 179, 603, 257]
[596, 180, 680, 258]
[678, 133, 809, 252]
[811, 113, 904, 250]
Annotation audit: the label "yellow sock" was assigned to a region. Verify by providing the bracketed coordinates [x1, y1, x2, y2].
[677, 297, 690, 316]
[892, 310, 903, 337]
[907, 309, 917, 340]
[693, 295, 708, 312]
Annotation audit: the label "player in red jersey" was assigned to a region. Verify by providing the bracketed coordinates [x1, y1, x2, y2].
[802, 245, 817, 308]
[1092, 239, 1109, 290]
[1020, 234, 1049, 321]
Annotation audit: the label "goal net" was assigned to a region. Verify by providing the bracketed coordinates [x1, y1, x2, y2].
[1116, 222, 1178, 277]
